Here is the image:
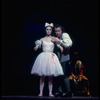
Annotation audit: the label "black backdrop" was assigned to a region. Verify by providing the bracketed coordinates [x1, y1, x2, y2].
[1, 0, 99, 97]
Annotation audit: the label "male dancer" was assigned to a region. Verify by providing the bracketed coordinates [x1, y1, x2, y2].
[53, 24, 73, 97]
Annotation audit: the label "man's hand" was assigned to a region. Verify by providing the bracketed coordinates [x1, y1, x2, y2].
[55, 38, 61, 43]
[51, 37, 61, 43]
[59, 45, 63, 53]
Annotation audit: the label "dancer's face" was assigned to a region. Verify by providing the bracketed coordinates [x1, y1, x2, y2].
[54, 27, 62, 38]
[45, 26, 52, 36]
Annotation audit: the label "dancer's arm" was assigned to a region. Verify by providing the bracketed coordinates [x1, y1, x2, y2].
[34, 38, 43, 51]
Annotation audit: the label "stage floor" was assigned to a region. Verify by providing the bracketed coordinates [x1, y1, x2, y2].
[1, 96, 99, 100]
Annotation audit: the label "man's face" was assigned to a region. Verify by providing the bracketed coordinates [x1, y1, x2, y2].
[54, 27, 62, 37]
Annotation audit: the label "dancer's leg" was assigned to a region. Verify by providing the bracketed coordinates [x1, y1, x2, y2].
[48, 76, 54, 97]
[38, 75, 45, 96]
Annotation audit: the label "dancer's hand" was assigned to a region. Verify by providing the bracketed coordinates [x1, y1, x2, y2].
[34, 45, 39, 51]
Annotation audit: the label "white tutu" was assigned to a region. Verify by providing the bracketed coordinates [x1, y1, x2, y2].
[31, 40, 64, 77]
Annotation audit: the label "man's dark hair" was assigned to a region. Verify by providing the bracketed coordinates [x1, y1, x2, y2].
[54, 24, 65, 33]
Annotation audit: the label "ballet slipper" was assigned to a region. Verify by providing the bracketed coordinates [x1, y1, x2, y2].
[38, 93, 43, 97]
[49, 93, 54, 97]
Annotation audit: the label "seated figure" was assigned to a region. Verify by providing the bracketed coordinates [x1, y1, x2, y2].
[69, 52, 90, 96]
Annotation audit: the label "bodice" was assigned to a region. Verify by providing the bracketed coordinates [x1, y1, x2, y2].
[42, 41, 54, 52]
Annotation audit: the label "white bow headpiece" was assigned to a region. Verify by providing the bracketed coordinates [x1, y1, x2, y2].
[45, 22, 54, 27]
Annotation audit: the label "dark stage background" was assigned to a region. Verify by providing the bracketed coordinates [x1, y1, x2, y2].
[1, 0, 99, 97]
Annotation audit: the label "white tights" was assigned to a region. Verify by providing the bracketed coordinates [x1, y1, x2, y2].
[38, 75, 54, 97]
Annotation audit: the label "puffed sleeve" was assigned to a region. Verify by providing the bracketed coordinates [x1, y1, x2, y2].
[35, 40, 42, 48]
[61, 33, 72, 48]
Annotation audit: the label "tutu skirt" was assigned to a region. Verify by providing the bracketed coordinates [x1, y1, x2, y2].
[31, 52, 64, 77]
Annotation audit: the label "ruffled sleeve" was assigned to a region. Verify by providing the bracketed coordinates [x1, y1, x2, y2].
[35, 40, 42, 48]
[61, 33, 73, 48]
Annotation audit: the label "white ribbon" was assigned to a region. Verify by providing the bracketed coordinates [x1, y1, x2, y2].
[45, 22, 54, 27]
